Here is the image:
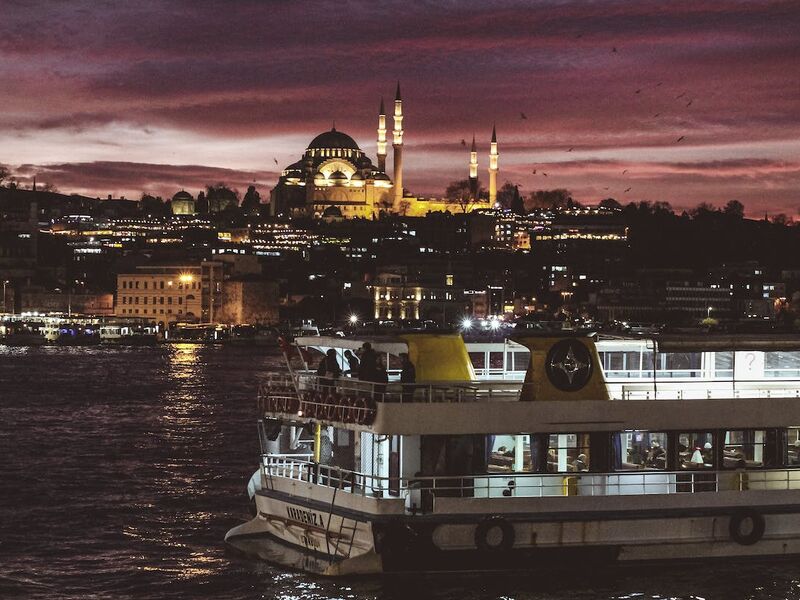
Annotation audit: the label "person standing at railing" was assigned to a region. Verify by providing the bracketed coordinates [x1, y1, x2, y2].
[343, 349, 360, 377]
[358, 342, 378, 383]
[317, 349, 342, 394]
[400, 352, 416, 403]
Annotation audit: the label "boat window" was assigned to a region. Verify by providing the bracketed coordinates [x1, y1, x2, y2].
[616, 431, 667, 470]
[678, 432, 714, 469]
[714, 351, 734, 378]
[765, 352, 800, 378]
[787, 427, 800, 466]
[487, 435, 531, 472]
[547, 433, 589, 473]
[468, 352, 486, 370]
[723, 430, 765, 469]
[506, 351, 528, 372]
[489, 351, 504, 371]
[659, 353, 702, 378]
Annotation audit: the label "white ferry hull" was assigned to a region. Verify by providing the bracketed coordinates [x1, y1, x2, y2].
[226, 489, 800, 575]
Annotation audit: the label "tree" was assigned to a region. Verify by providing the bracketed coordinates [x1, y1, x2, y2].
[139, 193, 164, 215]
[241, 185, 261, 215]
[196, 191, 208, 215]
[599, 198, 622, 210]
[510, 185, 525, 215]
[0, 164, 9, 187]
[690, 202, 718, 219]
[723, 199, 745, 219]
[496, 181, 517, 209]
[206, 183, 239, 213]
[772, 213, 793, 226]
[529, 189, 573, 210]
[444, 178, 482, 213]
[41, 182, 59, 193]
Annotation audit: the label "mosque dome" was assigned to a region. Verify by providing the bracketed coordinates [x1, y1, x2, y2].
[372, 171, 390, 181]
[172, 190, 193, 202]
[322, 205, 343, 218]
[307, 128, 361, 152]
[328, 170, 348, 183]
[350, 172, 364, 181]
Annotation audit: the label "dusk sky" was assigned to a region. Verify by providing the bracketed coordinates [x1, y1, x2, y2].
[1, 0, 799, 215]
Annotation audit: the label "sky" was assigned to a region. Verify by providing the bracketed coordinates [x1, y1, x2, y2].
[1, 0, 799, 215]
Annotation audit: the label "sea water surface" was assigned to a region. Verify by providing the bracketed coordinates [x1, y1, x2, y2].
[2, 344, 800, 599]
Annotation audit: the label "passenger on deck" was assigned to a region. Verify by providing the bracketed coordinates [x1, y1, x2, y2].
[375, 356, 389, 400]
[318, 349, 342, 394]
[343, 349, 360, 377]
[400, 352, 416, 402]
[689, 447, 705, 466]
[358, 342, 378, 383]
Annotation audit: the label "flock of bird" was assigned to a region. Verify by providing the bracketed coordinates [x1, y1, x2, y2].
[462, 43, 698, 198]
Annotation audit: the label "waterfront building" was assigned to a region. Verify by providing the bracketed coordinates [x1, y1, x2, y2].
[171, 190, 196, 215]
[114, 262, 223, 327]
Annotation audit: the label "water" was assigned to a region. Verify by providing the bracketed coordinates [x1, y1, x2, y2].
[2, 344, 800, 599]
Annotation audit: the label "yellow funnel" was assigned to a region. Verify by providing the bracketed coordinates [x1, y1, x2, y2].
[514, 335, 609, 401]
[398, 333, 475, 382]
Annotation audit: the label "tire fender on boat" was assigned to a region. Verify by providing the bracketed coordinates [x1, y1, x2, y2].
[729, 508, 765, 545]
[474, 516, 515, 552]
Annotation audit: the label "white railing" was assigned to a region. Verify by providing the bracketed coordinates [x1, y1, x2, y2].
[263, 454, 800, 505]
[258, 371, 800, 407]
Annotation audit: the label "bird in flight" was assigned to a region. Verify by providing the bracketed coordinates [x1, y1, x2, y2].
[542, 172, 548, 177]
[624, 187, 632, 193]
[686, 99, 693, 107]
[656, 82, 663, 87]
[520, 112, 527, 120]
[676, 135, 685, 142]
[603, 187, 610, 190]
[532, 169, 537, 175]
[653, 113, 661, 117]
[612, 46, 618, 53]
[567, 147, 574, 152]
[622, 169, 628, 175]
[635, 89, 642, 94]
[273, 158, 278, 165]
[676, 92, 686, 99]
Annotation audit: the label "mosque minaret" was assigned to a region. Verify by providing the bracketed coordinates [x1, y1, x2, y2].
[489, 124, 498, 205]
[376, 98, 387, 173]
[469, 133, 478, 198]
[392, 82, 404, 208]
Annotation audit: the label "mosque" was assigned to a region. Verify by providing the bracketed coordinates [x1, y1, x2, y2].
[269, 84, 498, 219]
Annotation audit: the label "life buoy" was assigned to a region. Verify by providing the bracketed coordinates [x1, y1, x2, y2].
[474, 516, 515, 552]
[729, 508, 765, 545]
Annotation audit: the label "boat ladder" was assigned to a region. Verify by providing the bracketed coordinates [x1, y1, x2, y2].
[325, 487, 359, 562]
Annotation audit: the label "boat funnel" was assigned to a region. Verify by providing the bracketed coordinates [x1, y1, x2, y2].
[398, 333, 476, 382]
[513, 333, 609, 401]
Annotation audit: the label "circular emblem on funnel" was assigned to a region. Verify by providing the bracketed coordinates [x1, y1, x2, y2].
[545, 339, 593, 392]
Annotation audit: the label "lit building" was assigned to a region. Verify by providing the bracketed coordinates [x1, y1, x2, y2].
[115, 262, 223, 326]
[270, 126, 394, 219]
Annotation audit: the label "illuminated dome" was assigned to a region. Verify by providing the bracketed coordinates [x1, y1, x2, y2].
[307, 128, 360, 152]
[172, 190, 193, 202]
[328, 170, 348, 182]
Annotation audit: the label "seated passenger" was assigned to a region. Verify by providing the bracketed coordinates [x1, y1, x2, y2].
[646, 441, 666, 468]
[689, 447, 705, 466]
[573, 453, 588, 472]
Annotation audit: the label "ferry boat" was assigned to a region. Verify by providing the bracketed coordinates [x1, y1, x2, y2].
[99, 323, 159, 345]
[225, 331, 800, 575]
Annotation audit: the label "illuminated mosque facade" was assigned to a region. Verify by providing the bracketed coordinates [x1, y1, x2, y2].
[270, 84, 497, 219]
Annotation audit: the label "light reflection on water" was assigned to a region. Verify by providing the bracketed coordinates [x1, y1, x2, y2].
[3, 344, 800, 599]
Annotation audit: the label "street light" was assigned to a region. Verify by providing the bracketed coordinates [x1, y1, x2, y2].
[460, 317, 473, 331]
[707, 306, 713, 318]
[348, 314, 359, 325]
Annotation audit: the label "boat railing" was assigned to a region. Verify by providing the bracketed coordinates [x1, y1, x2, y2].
[263, 454, 800, 508]
[257, 371, 800, 408]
